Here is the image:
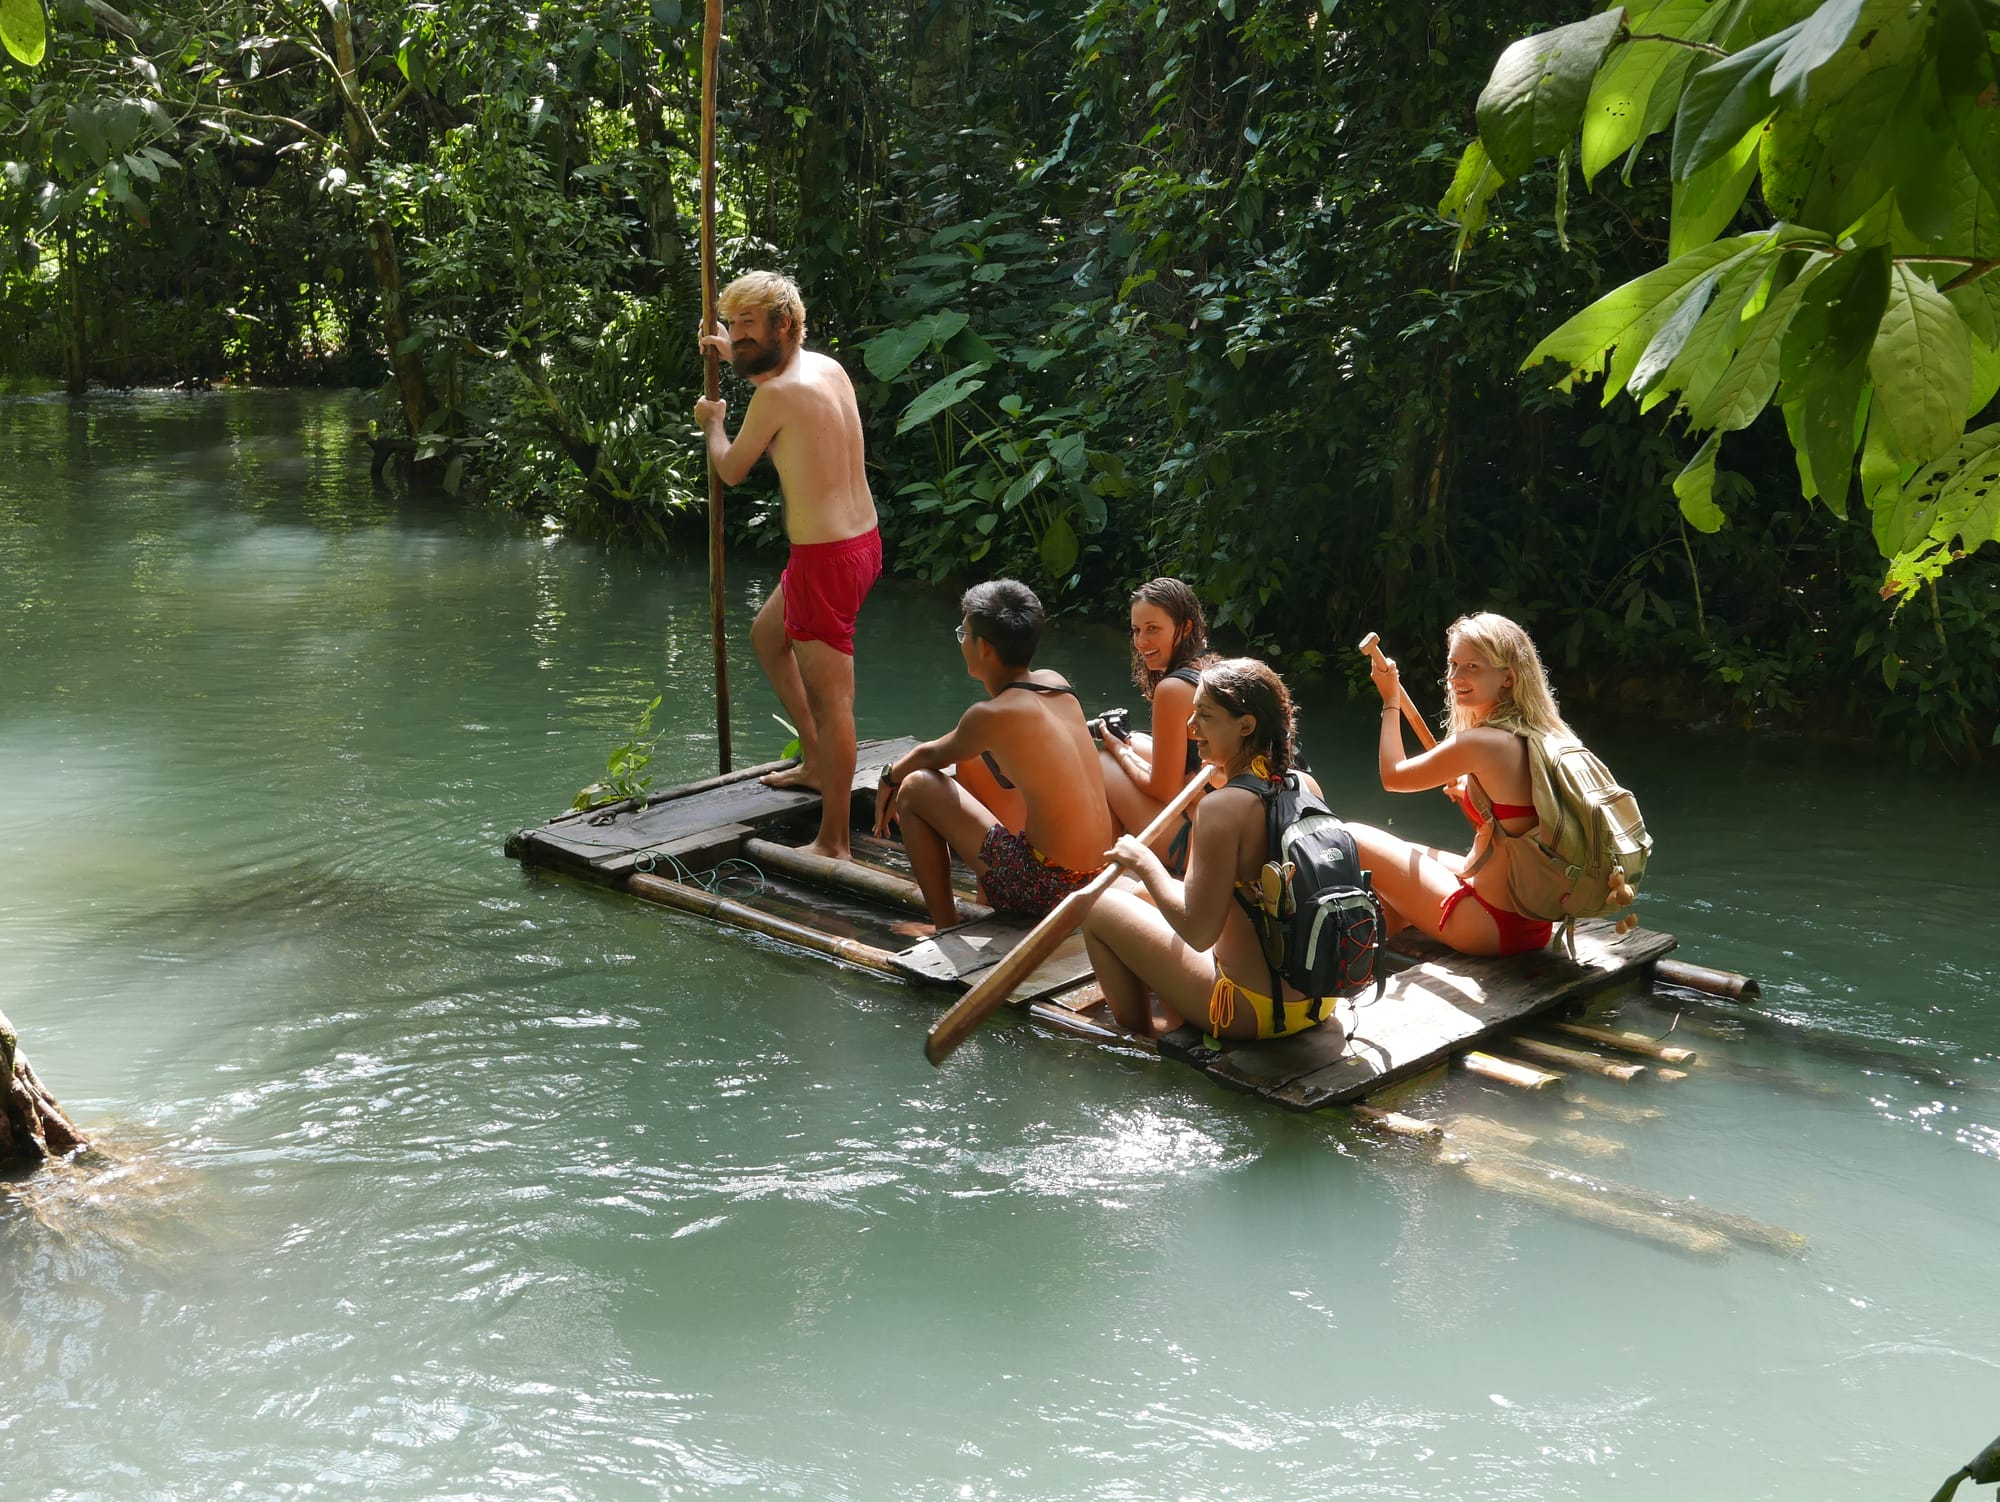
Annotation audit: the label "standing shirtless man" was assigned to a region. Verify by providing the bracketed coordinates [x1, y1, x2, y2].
[872, 580, 1113, 929]
[694, 271, 881, 860]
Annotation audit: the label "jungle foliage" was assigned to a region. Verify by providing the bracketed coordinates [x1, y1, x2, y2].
[3, 0, 1997, 759]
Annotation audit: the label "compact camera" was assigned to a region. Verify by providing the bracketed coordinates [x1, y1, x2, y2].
[1092, 707, 1133, 743]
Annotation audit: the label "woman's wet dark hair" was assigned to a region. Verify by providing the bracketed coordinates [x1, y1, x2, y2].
[1129, 577, 1211, 694]
[1197, 657, 1295, 778]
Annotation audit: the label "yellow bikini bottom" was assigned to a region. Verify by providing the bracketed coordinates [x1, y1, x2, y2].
[1207, 970, 1332, 1040]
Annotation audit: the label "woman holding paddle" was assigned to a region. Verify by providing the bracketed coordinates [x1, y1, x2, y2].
[1080, 658, 1337, 1042]
[1346, 612, 1563, 957]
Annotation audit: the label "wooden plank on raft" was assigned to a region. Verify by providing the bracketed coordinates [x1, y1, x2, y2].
[509, 737, 919, 879]
[1150, 920, 1674, 1112]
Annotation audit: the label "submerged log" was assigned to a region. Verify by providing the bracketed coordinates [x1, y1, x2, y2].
[1459, 1051, 1561, 1090]
[1554, 1021, 1698, 1065]
[0, 1011, 86, 1169]
[1653, 957, 1760, 1001]
[1509, 1036, 1647, 1082]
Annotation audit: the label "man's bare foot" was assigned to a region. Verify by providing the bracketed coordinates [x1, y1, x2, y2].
[762, 762, 819, 791]
[796, 836, 851, 862]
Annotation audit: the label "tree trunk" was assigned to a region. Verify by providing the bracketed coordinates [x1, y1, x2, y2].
[0, 1011, 85, 1169]
[329, 2, 436, 447]
[60, 223, 89, 397]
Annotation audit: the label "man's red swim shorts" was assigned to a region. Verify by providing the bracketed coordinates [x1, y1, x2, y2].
[780, 527, 882, 657]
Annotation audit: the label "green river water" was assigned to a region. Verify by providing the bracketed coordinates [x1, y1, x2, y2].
[2, 390, 1996, 1500]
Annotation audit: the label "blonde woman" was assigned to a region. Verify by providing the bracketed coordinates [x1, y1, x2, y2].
[1346, 613, 1569, 957]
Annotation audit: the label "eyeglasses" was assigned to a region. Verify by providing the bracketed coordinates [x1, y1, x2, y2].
[954, 623, 971, 644]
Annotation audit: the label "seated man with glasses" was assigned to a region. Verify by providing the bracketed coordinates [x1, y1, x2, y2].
[872, 580, 1114, 928]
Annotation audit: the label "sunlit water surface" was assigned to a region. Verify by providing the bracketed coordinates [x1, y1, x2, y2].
[1, 391, 1996, 1500]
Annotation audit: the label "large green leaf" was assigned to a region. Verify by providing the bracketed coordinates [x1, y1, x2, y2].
[1799, 61, 1918, 237]
[1798, 357, 1868, 513]
[1880, 423, 2000, 583]
[1781, 241, 1890, 384]
[1867, 265, 1974, 462]
[1688, 252, 1829, 430]
[1668, 117, 1762, 258]
[896, 363, 990, 435]
[1521, 230, 1780, 397]
[1641, 256, 1772, 415]
[1937, 0, 2000, 208]
[1038, 514, 1079, 579]
[1439, 140, 1504, 269]
[1673, 431, 1728, 530]
[1476, 9, 1627, 180]
[1768, 0, 1867, 107]
[1579, 0, 1720, 184]
[0, 0, 45, 66]
[1672, 22, 1803, 182]
[1631, 271, 1721, 396]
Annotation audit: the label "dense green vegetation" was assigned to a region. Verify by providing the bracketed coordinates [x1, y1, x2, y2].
[3, 0, 1997, 759]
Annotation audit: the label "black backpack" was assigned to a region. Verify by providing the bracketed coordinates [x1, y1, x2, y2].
[1226, 771, 1386, 1024]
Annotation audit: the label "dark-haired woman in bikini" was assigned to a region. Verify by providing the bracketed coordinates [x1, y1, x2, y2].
[1095, 577, 1214, 837]
[1080, 658, 1341, 1042]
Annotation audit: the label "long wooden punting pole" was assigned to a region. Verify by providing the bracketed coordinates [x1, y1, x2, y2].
[926, 766, 1220, 1066]
[700, 0, 732, 773]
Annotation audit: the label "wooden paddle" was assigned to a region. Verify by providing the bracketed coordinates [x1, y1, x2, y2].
[924, 765, 1221, 1065]
[1358, 631, 1436, 750]
[699, 0, 732, 773]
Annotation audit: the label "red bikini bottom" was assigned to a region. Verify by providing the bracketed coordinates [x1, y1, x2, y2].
[1439, 881, 1554, 956]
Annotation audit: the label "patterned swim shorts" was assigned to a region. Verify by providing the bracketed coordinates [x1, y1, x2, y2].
[977, 824, 1100, 918]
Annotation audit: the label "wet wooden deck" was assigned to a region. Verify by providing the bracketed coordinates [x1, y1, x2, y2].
[506, 744, 1678, 1108]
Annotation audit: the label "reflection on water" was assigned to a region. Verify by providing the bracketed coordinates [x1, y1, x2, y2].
[0, 391, 1997, 1500]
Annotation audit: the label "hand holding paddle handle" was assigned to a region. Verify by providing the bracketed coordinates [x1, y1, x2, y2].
[924, 765, 1221, 1066]
[1358, 632, 1437, 751]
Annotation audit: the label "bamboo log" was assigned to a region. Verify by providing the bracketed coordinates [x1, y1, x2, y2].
[741, 838, 994, 921]
[1531, 1160, 1807, 1256]
[1509, 1036, 1647, 1082]
[1455, 1153, 1732, 1257]
[1554, 1021, 1698, 1065]
[628, 872, 903, 976]
[1563, 1096, 1665, 1125]
[1443, 1113, 1625, 1160]
[1654, 957, 1761, 1001]
[551, 755, 800, 826]
[699, 0, 732, 772]
[1459, 1051, 1561, 1090]
[1352, 1105, 1445, 1140]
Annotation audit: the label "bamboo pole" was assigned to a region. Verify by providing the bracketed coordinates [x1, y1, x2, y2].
[1455, 1154, 1732, 1257]
[742, 837, 994, 921]
[1554, 1020, 1698, 1065]
[628, 872, 902, 976]
[550, 754, 799, 826]
[1654, 957, 1760, 1001]
[699, 0, 732, 773]
[1459, 1051, 1561, 1090]
[1510, 1035, 1647, 1082]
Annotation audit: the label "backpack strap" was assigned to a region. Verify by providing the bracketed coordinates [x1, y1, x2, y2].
[1222, 771, 1288, 1021]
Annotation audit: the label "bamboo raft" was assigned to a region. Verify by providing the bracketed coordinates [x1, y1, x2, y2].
[505, 740, 1810, 1257]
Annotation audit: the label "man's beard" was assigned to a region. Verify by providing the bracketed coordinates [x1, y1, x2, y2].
[730, 337, 787, 377]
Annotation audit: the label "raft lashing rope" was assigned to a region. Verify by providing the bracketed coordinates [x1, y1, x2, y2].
[630, 849, 768, 898]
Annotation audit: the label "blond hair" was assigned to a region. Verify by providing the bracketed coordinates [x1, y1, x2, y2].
[717, 270, 805, 342]
[1445, 612, 1571, 739]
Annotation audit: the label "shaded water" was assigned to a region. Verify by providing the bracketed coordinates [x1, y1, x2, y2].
[2, 391, 1996, 1499]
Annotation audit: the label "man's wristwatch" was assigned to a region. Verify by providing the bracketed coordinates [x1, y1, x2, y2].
[879, 765, 900, 789]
